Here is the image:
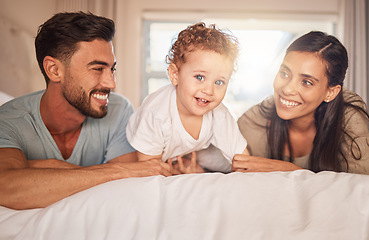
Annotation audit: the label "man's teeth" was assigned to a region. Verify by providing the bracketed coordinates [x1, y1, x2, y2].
[280, 97, 299, 107]
[92, 93, 108, 100]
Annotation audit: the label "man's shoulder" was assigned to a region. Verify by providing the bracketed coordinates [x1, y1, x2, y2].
[106, 92, 134, 114]
[108, 92, 132, 106]
[0, 90, 44, 118]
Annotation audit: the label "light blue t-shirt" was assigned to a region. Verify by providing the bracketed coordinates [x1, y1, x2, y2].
[0, 90, 135, 166]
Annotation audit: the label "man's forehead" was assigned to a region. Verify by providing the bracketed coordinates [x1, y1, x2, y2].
[72, 40, 115, 64]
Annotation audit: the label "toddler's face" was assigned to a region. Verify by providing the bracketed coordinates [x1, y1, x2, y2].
[170, 50, 233, 118]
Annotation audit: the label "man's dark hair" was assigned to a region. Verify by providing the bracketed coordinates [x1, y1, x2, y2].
[35, 11, 115, 84]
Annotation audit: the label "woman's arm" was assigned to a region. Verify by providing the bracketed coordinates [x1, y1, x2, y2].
[232, 154, 302, 172]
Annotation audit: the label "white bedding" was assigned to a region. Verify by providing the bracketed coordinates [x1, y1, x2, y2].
[1, 170, 369, 240]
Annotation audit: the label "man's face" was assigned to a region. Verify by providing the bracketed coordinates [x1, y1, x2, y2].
[61, 39, 116, 118]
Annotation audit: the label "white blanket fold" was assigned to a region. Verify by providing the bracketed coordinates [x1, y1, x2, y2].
[1, 170, 369, 240]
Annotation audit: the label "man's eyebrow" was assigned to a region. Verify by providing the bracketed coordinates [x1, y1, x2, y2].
[88, 60, 108, 66]
[88, 61, 117, 68]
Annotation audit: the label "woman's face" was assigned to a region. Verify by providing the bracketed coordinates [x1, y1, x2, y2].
[273, 51, 337, 122]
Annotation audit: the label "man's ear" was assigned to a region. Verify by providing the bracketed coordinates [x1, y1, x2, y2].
[168, 63, 179, 86]
[43, 56, 64, 83]
[325, 84, 342, 103]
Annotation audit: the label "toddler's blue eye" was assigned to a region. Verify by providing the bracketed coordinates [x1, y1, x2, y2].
[215, 80, 225, 86]
[195, 75, 204, 81]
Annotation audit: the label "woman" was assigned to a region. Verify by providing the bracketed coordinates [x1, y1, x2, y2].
[235, 31, 369, 174]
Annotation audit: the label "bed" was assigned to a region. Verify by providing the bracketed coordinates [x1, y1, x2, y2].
[1, 170, 369, 239]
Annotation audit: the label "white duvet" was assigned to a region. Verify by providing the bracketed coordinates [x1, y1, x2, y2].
[1, 170, 369, 240]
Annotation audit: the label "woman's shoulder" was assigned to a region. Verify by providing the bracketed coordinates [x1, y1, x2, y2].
[237, 96, 273, 157]
[238, 96, 274, 126]
[237, 96, 274, 142]
[343, 88, 367, 109]
[342, 89, 368, 122]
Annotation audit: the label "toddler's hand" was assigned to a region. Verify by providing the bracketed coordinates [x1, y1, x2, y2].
[173, 152, 205, 174]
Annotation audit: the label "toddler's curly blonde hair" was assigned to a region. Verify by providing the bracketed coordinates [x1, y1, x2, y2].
[166, 22, 239, 71]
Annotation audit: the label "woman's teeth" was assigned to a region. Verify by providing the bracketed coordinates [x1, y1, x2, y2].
[280, 97, 299, 107]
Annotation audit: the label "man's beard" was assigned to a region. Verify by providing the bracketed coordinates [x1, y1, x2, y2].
[62, 80, 109, 118]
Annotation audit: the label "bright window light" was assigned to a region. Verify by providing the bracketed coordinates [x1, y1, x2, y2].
[142, 17, 336, 118]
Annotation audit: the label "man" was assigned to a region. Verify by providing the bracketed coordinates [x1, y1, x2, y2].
[0, 12, 172, 210]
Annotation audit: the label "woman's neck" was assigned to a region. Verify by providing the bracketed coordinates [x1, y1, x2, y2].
[288, 113, 315, 133]
[286, 115, 316, 158]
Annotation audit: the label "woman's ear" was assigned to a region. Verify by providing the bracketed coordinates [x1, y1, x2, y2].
[168, 63, 179, 86]
[43, 56, 64, 83]
[325, 85, 342, 103]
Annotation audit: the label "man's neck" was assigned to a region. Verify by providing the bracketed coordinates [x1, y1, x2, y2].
[40, 87, 86, 135]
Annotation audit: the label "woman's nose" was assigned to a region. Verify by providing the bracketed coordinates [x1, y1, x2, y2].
[281, 79, 297, 96]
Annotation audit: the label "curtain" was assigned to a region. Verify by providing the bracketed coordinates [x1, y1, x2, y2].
[341, 0, 368, 105]
[367, 0, 369, 106]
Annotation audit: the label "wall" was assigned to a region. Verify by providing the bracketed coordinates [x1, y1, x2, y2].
[0, 0, 56, 35]
[0, 0, 57, 97]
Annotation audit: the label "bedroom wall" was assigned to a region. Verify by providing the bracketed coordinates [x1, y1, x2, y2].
[0, 0, 344, 107]
[0, 0, 56, 98]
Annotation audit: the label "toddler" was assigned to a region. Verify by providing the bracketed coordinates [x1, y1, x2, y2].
[127, 22, 249, 173]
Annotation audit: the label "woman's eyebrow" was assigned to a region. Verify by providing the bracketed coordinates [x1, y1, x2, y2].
[282, 63, 320, 82]
[280, 64, 291, 71]
[300, 73, 320, 82]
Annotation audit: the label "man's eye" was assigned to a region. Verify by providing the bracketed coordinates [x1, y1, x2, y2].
[195, 75, 204, 81]
[111, 67, 116, 73]
[94, 68, 103, 72]
[215, 80, 225, 86]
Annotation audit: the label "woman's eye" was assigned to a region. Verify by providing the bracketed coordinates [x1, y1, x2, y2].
[302, 80, 313, 86]
[215, 80, 225, 86]
[195, 75, 204, 81]
[279, 71, 289, 78]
